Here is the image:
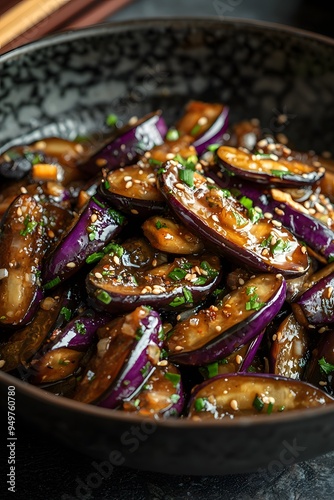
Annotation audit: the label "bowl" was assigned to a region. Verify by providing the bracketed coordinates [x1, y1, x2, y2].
[1, 18, 334, 475]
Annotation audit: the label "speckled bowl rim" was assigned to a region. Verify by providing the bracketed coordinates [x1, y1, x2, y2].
[1, 17, 334, 429]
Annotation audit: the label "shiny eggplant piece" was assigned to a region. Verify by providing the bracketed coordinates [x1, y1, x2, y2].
[187, 373, 334, 420]
[121, 363, 184, 418]
[29, 309, 110, 384]
[303, 330, 334, 395]
[99, 164, 166, 217]
[269, 313, 310, 380]
[201, 330, 265, 378]
[217, 146, 324, 187]
[167, 273, 286, 365]
[292, 270, 334, 327]
[78, 111, 167, 175]
[158, 160, 308, 276]
[141, 215, 204, 254]
[73, 306, 164, 407]
[175, 101, 228, 154]
[230, 181, 334, 264]
[0, 149, 34, 180]
[43, 194, 126, 288]
[0, 194, 46, 327]
[86, 237, 222, 313]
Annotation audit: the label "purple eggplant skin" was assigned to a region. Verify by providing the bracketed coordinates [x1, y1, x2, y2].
[99, 308, 164, 409]
[0, 194, 46, 327]
[269, 313, 310, 380]
[303, 330, 334, 396]
[201, 330, 265, 378]
[227, 179, 334, 263]
[86, 237, 222, 314]
[29, 308, 111, 384]
[158, 161, 308, 277]
[78, 111, 167, 176]
[192, 106, 229, 155]
[292, 270, 334, 327]
[121, 363, 184, 418]
[187, 373, 334, 420]
[42, 193, 126, 289]
[217, 146, 324, 187]
[73, 306, 164, 407]
[167, 273, 286, 366]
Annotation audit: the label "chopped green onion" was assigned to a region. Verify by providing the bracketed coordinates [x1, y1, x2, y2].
[106, 113, 118, 126]
[148, 158, 163, 166]
[245, 293, 265, 311]
[75, 321, 86, 335]
[155, 220, 168, 230]
[108, 208, 125, 225]
[318, 356, 334, 375]
[267, 402, 274, 415]
[183, 287, 193, 304]
[166, 128, 179, 141]
[190, 123, 201, 136]
[168, 268, 188, 281]
[164, 372, 181, 387]
[200, 261, 219, 278]
[140, 361, 151, 378]
[104, 180, 110, 189]
[96, 290, 112, 304]
[207, 143, 221, 152]
[239, 196, 253, 210]
[270, 169, 288, 178]
[170, 394, 180, 404]
[169, 296, 186, 307]
[194, 397, 207, 411]
[92, 196, 106, 209]
[193, 276, 207, 286]
[206, 362, 219, 378]
[179, 168, 194, 188]
[60, 307, 71, 322]
[253, 395, 264, 412]
[44, 276, 61, 290]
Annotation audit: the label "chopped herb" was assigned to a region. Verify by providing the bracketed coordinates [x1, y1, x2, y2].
[148, 158, 163, 166]
[267, 402, 274, 415]
[278, 405, 285, 412]
[155, 220, 168, 230]
[206, 362, 219, 378]
[261, 235, 273, 248]
[190, 123, 201, 136]
[58, 359, 70, 366]
[107, 242, 124, 258]
[318, 356, 334, 375]
[179, 260, 193, 270]
[200, 261, 219, 278]
[108, 208, 125, 225]
[270, 169, 288, 179]
[165, 372, 181, 387]
[194, 276, 207, 286]
[166, 128, 179, 141]
[75, 321, 86, 335]
[183, 287, 193, 304]
[106, 113, 118, 126]
[60, 307, 71, 321]
[170, 394, 180, 404]
[92, 196, 106, 209]
[96, 290, 112, 304]
[88, 231, 97, 241]
[20, 216, 38, 237]
[104, 180, 110, 189]
[160, 348, 168, 359]
[44, 276, 61, 290]
[253, 395, 264, 412]
[232, 210, 248, 226]
[271, 239, 291, 254]
[157, 167, 166, 175]
[248, 207, 263, 224]
[328, 254, 334, 263]
[168, 267, 188, 281]
[194, 397, 207, 411]
[133, 398, 141, 408]
[86, 251, 104, 264]
[246, 286, 257, 296]
[239, 195, 253, 210]
[212, 287, 225, 297]
[207, 143, 221, 152]
[140, 361, 151, 378]
[253, 152, 273, 159]
[179, 168, 194, 188]
[169, 296, 186, 307]
[174, 154, 198, 170]
[247, 365, 256, 373]
[123, 380, 130, 386]
[158, 328, 165, 341]
[245, 293, 265, 311]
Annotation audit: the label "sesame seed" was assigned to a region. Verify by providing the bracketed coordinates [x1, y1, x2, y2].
[124, 175, 132, 182]
[319, 381, 327, 386]
[190, 318, 198, 326]
[144, 151, 151, 158]
[128, 116, 138, 125]
[308, 208, 316, 215]
[125, 181, 133, 189]
[66, 262, 76, 268]
[318, 327, 327, 334]
[113, 255, 120, 265]
[0, 359, 5, 368]
[94, 272, 103, 279]
[257, 139, 268, 148]
[277, 114, 287, 124]
[271, 220, 282, 228]
[198, 116, 208, 126]
[212, 214, 220, 223]
[207, 177, 215, 184]
[224, 303, 232, 308]
[274, 207, 285, 216]
[308, 324, 316, 329]
[230, 399, 239, 411]
[262, 248, 269, 256]
[48, 230, 55, 239]
[211, 306, 218, 312]
[215, 325, 222, 332]
[270, 236, 277, 246]
[254, 206, 262, 213]
[17, 207, 22, 216]
[326, 286, 333, 299]
[272, 334, 277, 341]
[315, 202, 325, 213]
[152, 259, 158, 267]
[138, 169, 143, 175]
[174, 345, 184, 351]
[20, 187, 28, 194]
[223, 390, 228, 395]
[91, 213, 98, 223]
[157, 360, 168, 367]
[96, 158, 107, 167]
[131, 209, 139, 215]
[236, 355, 243, 365]
[301, 246, 307, 254]
[276, 133, 288, 145]
[264, 212, 273, 219]
[175, 183, 185, 190]
[238, 278, 245, 285]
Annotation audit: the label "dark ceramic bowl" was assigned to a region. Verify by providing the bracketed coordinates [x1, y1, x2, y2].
[1, 18, 334, 475]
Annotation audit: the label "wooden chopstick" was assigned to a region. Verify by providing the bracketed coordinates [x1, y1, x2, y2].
[0, 0, 72, 49]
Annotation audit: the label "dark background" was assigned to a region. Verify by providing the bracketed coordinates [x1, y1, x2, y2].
[1, 1, 334, 499]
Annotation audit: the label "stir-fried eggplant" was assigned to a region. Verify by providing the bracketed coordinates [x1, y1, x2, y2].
[158, 160, 308, 276]
[167, 274, 286, 365]
[86, 237, 222, 313]
[188, 373, 334, 420]
[303, 330, 334, 396]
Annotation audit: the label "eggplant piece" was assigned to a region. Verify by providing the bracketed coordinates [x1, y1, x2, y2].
[149, 135, 197, 164]
[99, 164, 166, 217]
[141, 215, 204, 254]
[303, 330, 334, 395]
[187, 373, 334, 420]
[0, 150, 33, 180]
[175, 101, 228, 154]
[73, 306, 164, 407]
[86, 237, 222, 313]
[201, 331, 265, 378]
[0, 194, 46, 327]
[167, 273, 286, 366]
[121, 363, 184, 418]
[269, 313, 310, 380]
[292, 270, 334, 327]
[158, 160, 308, 276]
[217, 146, 324, 187]
[29, 309, 111, 384]
[43, 194, 126, 288]
[78, 111, 167, 175]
